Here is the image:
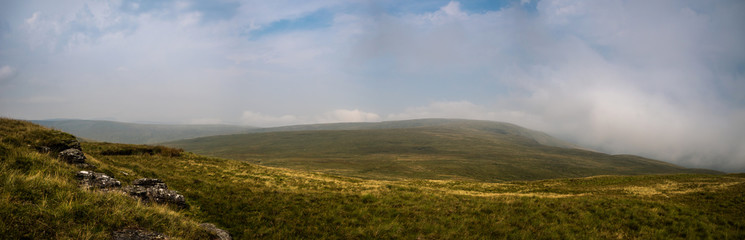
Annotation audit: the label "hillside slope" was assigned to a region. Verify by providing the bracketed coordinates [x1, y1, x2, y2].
[168, 119, 717, 181]
[0, 118, 216, 239]
[2, 118, 744, 239]
[32, 119, 255, 144]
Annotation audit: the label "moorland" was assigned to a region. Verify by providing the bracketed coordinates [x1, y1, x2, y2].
[3, 118, 743, 239]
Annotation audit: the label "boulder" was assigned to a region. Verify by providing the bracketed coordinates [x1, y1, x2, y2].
[132, 178, 168, 189]
[125, 178, 188, 209]
[58, 148, 86, 164]
[76, 171, 121, 190]
[199, 223, 232, 240]
[112, 228, 168, 240]
[58, 148, 96, 169]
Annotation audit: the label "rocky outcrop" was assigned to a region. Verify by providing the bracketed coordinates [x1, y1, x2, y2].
[58, 148, 96, 168]
[124, 178, 188, 209]
[32, 132, 82, 154]
[199, 223, 232, 240]
[58, 148, 86, 164]
[112, 228, 168, 240]
[76, 170, 121, 190]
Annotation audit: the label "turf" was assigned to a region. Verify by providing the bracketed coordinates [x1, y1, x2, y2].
[3, 118, 742, 239]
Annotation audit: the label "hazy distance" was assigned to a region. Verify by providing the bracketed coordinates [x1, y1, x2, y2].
[1, 0, 743, 172]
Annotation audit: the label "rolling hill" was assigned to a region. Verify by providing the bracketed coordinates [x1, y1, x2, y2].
[32, 119, 256, 144]
[167, 119, 718, 181]
[2, 118, 743, 239]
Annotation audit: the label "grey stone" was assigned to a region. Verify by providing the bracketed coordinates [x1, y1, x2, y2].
[58, 148, 86, 164]
[125, 178, 188, 209]
[76, 170, 121, 190]
[132, 178, 168, 189]
[112, 228, 168, 240]
[199, 223, 232, 240]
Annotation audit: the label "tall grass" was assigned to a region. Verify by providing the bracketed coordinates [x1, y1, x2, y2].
[0, 118, 213, 239]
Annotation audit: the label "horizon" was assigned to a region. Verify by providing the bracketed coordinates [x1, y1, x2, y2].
[1, 0, 744, 172]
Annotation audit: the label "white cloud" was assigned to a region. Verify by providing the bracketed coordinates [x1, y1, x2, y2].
[241, 109, 381, 127]
[241, 111, 300, 127]
[178, 11, 202, 27]
[439, 1, 467, 19]
[25, 11, 40, 25]
[387, 101, 497, 121]
[318, 109, 381, 123]
[0, 65, 16, 83]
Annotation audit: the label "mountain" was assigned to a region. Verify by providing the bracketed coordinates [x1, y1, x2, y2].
[2, 118, 743, 239]
[167, 119, 718, 181]
[31, 119, 256, 144]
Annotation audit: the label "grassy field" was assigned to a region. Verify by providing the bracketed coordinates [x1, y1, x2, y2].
[85, 142, 745, 239]
[168, 119, 718, 181]
[3, 118, 743, 239]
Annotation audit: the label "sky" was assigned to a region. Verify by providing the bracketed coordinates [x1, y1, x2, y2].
[1, 0, 744, 172]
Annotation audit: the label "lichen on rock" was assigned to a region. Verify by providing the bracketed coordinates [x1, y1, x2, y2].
[199, 223, 232, 240]
[124, 178, 188, 209]
[76, 170, 121, 190]
[112, 228, 168, 240]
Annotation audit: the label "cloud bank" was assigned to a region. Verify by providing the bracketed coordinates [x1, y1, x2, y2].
[1, 0, 743, 171]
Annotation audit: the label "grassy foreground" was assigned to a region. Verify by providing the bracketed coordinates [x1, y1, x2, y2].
[3, 118, 744, 239]
[0, 118, 214, 239]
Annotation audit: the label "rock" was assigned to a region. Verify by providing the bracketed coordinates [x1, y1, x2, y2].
[199, 223, 232, 240]
[58, 148, 86, 164]
[132, 178, 168, 189]
[35, 135, 82, 154]
[58, 148, 96, 169]
[76, 171, 121, 190]
[125, 178, 188, 209]
[112, 228, 168, 240]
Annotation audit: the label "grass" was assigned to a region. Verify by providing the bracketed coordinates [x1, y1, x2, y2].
[167, 120, 718, 181]
[3, 118, 744, 239]
[86, 142, 745, 239]
[0, 118, 214, 239]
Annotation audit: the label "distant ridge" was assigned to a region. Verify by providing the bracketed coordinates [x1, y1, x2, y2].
[32, 119, 256, 144]
[167, 118, 719, 181]
[244, 118, 578, 149]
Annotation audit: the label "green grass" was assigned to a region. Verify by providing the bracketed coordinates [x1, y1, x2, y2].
[4, 118, 743, 239]
[85, 140, 745, 239]
[167, 119, 718, 181]
[0, 118, 215, 239]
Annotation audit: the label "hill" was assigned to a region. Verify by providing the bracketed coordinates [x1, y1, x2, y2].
[2, 118, 743, 239]
[245, 118, 577, 148]
[167, 119, 718, 181]
[32, 119, 255, 144]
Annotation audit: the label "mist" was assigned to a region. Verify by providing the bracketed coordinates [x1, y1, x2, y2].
[1, 0, 743, 172]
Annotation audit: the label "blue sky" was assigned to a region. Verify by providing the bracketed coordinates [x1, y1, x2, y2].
[1, 0, 744, 172]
